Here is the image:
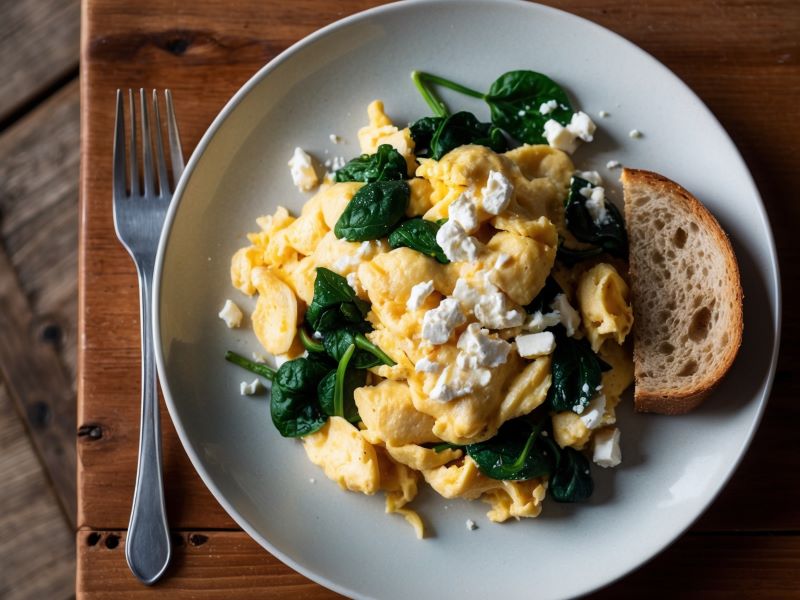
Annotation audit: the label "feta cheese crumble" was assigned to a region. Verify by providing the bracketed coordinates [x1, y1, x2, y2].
[240, 379, 263, 396]
[543, 111, 597, 154]
[218, 299, 243, 328]
[329, 133, 342, 143]
[466, 519, 478, 531]
[576, 170, 603, 186]
[346, 272, 364, 296]
[539, 99, 558, 115]
[580, 394, 607, 430]
[453, 276, 524, 330]
[481, 170, 514, 215]
[568, 111, 597, 142]
[550, 294, 580, 337]
[598, 110, 610, 118]
[457, 323, 511, 367]
[407, 279, 435, 311]
[593, 427, 622, 468]
[415, 357, 441, 373]
[579, 185, 609, 226]
[516, 331, 556, 358]
[288, 147, 318, 191]
[422, 298, 466, 345]
[448, 190, 480, 233]
[333, 241, 376, 272]
[606, 160, 621, 169]
[628, 129, 643, 139]
[524, 310, 562, 332]
[435, 219, 482, 262]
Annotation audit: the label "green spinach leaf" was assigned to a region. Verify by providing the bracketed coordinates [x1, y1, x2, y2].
[224, 350, 276, 381]
[305, 268, 370, 333]
[564, 176, 628, 259]
[466, 419, 550, 481]
[388, 218, 449, 264]
[543, 438, 594, 503]
[409, 116, 443, 155]
[334, 180, 410, 241]
[299, 327, 325, 353]
[427, 111, 507, 160]
[485, 70, 573, 144]
[323, 328, 395, 369]
[546, 326, 609, 414]
[317, 354, 366, 424]
[334, 144, 408, 183]
[269, 357, 330, 438]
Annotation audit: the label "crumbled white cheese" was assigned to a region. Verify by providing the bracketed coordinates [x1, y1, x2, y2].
[629, 129, 643, 139]
[239, 379, 263, 396]
[524, 310, 562, 333]
[567, 111, 597, 142]
[430, 362, 491, 402]
[539, 100, 558, 115]
[274, 354, 291, 368]
[580, 394, 607, 430]
[333, 241, 375, 272]
[543, 119, 579, 154]
[329, 133, 342, 144]
[218, 299, 243, 328]
[309, 477, 316, 484]
[481, 170, 514, 215]
[598, 110, 610, 118]
[422, 298, 466, 345]
[415, 357, 441, 373]
[579, 185, 609, 226]
[572, 403, 586, 414]
[550, 294, 580, 337]
[453, 276, 524, 330]
[457, 323, 511, 368]
[323, 155, 347, 171]
[606, 160, 621, 169]
[448, 190, 479, 233]
[593, 427, 622, 468]
[288, 147, 318, 191]
[516, 331, 556, 358]
[466, 519, 478, 531]
[251, 352, 268, 363]
[576, 170, 603, 186]
[407, 279, 435, 311]
[435, 220, 482, 262]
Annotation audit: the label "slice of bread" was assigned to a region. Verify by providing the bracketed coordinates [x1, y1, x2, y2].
[621, 168, 743, 414]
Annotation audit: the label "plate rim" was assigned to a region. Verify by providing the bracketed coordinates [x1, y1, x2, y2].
[153, 1, 783, 598]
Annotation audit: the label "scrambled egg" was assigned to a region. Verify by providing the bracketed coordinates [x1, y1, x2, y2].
[230, 101, 634, 536]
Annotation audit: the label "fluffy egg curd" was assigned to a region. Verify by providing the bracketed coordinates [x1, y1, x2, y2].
[226, 98, 634, 538]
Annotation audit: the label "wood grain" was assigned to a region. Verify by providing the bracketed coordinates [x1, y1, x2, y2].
[0, 0, 80, 124]
[0, 383, 74, 600]
[76, 529, 800, 599]
[78, 0, 800, 596]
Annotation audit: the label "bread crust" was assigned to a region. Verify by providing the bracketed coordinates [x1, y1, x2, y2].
[621, 168, 743, 414]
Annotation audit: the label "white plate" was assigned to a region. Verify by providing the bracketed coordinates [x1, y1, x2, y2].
[153, 1, 781, 598]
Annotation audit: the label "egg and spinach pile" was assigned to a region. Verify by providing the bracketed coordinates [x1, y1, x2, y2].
[227, 71, 634, 537]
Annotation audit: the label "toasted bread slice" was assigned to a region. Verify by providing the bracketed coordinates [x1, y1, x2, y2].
[621, 168, 743, 414]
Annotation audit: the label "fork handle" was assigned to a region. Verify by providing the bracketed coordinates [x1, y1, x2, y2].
[125, 267, 171, 584]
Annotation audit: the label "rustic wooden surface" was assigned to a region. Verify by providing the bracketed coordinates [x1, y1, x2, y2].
[77, 0, 799, 598]
[0, 1, 81, 598]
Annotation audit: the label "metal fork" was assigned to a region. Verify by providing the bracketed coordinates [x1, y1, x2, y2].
[113, 89, 184, 585]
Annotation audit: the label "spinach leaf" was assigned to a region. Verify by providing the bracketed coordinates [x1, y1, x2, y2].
[485, 70, 573, 144]
[224, 350, 276, 381]
[546, 326, 609, 414]
[427, 111, 507, 160]
[334, 144, 408, 183]
[334, 180, 410, 241]
[411, 70, 572, 145]
[524, 277, 563, 315]
[305, 268, 370, 333]
[299, 327, 325, 353]
[317, 352, 366, 424]
[466, 419, 550, 481]
[323, 328, 395, 369]
[543, 437, 594, 503]
[409, 116, 443, 155]
[388, 218, 449, 264]
[564, 177, 628, 259]
[269, 357, 330, 438]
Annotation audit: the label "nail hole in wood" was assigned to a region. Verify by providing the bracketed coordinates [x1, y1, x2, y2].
[27, 402, 51, 428]
[87, 532, 102, 546]
[189, 534, 208, 546]
[104, 534, 120, 549]
[77, 424, 103, 440]
[171, 532, 185, 547]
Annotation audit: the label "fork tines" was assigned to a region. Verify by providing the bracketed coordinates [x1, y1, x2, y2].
[113, 89, 184, 200]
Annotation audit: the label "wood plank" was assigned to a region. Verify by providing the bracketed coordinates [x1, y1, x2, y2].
[0, 382, 74, 600]
[76, 529, 800, 599]
[0, 81, 80, 526]
[0, 0, 80, 124]
[76, 530, 342, 599]
[79, 0, 800, 533]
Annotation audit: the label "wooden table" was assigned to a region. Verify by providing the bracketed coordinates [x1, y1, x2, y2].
[78, 0, 800, 597]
